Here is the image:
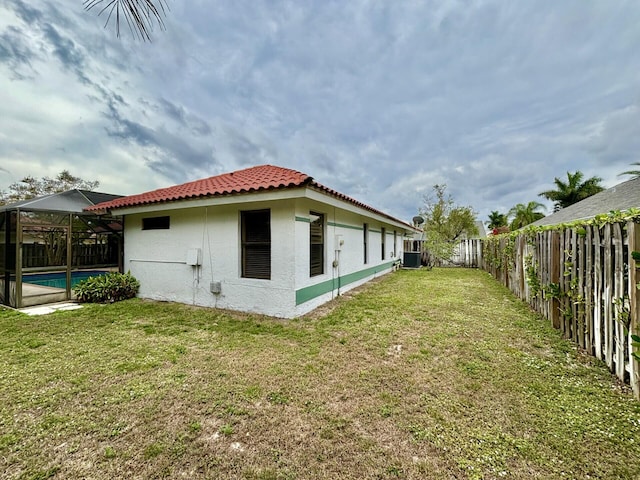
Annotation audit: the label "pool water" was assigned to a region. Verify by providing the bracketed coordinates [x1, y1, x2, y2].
[23, 271, 109, 289]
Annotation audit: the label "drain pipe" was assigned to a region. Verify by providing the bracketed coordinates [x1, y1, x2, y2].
[333, 235, 344, 296]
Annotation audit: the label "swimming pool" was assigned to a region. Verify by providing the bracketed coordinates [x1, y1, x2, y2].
[22, 271, 110, 289]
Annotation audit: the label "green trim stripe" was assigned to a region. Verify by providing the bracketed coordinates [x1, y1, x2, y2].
[327, 221, 363, 231]
[295, 261, 396, 305]
[298, 218, 363, 230]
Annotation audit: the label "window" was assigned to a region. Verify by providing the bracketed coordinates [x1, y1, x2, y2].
[142, 216, 170, 230]
[241, 209, 271, 279]
[381, 227, 386, 260]
[363, 223, 369, 264]
[310, 211, 324, 276]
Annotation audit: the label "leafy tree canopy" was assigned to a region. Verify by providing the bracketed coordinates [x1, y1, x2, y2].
[538, 170, 604, 211]
[487, 210, 508, 230]
[0, 170, 100, 206]
[508, 201, 545, 230]
[419, 184, 478, 266]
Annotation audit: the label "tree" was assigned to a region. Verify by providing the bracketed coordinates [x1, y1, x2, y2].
[618, 162, 640, 179]
[84, 0, 168, 41]
[487, 210, 508, 230]
[0, 170, 100, 206]
[508, 202, 545, 230]
[418, 184, 478, 267]
[538, 171, 604, 211]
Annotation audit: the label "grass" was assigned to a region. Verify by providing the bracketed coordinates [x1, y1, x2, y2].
[1, 268, 640, 479]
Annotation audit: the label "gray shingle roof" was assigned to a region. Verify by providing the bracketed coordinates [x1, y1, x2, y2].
[530, 176, 640, 227]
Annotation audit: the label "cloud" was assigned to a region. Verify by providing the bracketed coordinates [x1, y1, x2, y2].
[0, 26, 38, 79]
[2, 0, 640, 225]
[219, 126, 278, 167]
[41, 23, 89, 83]
[104, 102, 219, 180]
[7, 0, 43, 24]
[156, 98, 212, 136]
[586, 103, 640, 166]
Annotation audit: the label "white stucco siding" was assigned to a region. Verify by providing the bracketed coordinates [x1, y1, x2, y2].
[118, 187, 414, 318]
[124, 208, 206, 304]
[292, 200, 404, 316]
[124, 200, 298, 317]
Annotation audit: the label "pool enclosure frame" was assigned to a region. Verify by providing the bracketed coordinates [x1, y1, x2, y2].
[0, 190, 123, 308]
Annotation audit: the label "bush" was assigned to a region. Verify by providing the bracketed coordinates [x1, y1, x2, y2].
[73, 271, 140, 303]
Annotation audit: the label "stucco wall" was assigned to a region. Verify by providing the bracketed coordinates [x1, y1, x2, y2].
[124, 199, 298, 317]
[123, 194, 409, 318]
[292, 199, 404, 316]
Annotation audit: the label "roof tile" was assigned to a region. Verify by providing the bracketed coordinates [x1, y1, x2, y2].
[87, 164, 414, 229]
[87, 165, 310, 211]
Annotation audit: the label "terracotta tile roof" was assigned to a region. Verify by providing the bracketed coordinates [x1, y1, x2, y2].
[86, 165, 310, 211]
[87, 164, 414, 229]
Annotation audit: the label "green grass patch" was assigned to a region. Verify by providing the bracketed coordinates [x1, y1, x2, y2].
[1, 268, 640, 478]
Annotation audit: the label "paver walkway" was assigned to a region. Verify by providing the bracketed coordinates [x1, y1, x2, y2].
[19, 302, 83, 316]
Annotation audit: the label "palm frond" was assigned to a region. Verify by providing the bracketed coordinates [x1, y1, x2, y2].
[84, 0, 168, 41]
[618, 163, 640, 178]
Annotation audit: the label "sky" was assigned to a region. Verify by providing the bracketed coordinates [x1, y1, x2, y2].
[1, 0, 640, 225]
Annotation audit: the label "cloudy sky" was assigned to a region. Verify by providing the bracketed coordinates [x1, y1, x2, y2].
[1, 0, 639, 224]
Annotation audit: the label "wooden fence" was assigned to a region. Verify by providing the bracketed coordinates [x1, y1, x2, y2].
[480, 221, 640, 398]
[451, 239, 482, 267]
[403, 239, 483, 268]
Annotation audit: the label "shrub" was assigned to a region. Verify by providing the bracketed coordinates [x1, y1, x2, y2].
[73, 271, 140, 303]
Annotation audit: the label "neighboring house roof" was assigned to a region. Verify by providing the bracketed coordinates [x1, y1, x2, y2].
[472, 220, 486, 238]
[530, 176, 640, 227]
[87, 164, 416, 229]
[0, 189, 123, 214]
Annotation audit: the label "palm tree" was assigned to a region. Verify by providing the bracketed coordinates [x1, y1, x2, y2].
[487, 211, 508, 229]
[508, 202, 545, 230]
[618, 162, 640, 179]
[84, 0, 168, 41]
[538, 171, 604, 211]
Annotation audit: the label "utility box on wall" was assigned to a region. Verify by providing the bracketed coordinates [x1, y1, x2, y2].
[210, 281, 221, 294]
[186, 248, 202, 266]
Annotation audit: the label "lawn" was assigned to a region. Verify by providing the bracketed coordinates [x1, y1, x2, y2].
[1, 268, 640, 479]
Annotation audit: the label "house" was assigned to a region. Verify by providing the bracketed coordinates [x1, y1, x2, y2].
[530, 176, 640, 227]
[87, 165, 417, 318]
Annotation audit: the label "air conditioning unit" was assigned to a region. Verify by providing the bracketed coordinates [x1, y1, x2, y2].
[403, 252, 421, 268]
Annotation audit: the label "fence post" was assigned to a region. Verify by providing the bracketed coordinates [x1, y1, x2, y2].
[613, 223, 625, 381]
[585, 225, 594, 355]
[628, 221, 640, 399]
[549, 230, 561, 329]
